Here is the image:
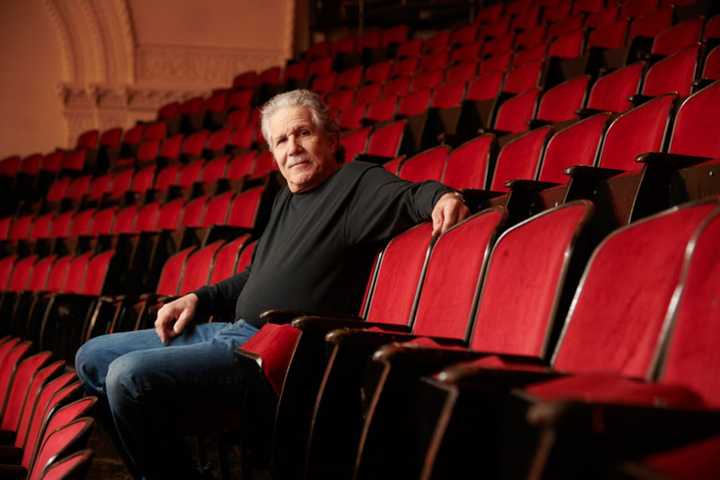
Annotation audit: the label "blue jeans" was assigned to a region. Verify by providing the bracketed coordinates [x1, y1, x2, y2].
[75, 320, 260, 479]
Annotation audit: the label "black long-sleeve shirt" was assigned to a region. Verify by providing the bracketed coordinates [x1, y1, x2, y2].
[194, 161, 451, 327]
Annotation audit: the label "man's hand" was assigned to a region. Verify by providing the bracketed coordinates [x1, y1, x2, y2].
[432, 192, 470, 236]
[155, 293, 199, 344]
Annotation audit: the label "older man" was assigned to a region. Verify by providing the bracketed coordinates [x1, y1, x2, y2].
[75, 90, 468, 479]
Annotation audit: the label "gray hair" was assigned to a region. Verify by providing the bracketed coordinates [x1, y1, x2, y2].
[259, 89, 340, 146]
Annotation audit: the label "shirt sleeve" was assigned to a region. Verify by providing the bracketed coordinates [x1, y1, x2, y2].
[194, 267, 250, 320]
[344, 164, 453, 245]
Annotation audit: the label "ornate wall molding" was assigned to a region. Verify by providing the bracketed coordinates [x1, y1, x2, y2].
[136, 44, 286, 88]
[285, 0, 296, 59]
[43, 0, 75, 81]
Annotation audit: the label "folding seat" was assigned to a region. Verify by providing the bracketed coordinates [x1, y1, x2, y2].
[444, 62, 476, 84]
[0, 351, 52, 435]
[158, 133, 183, 165]
[340, 128, 370, 162]
[383, 76, 412, 97]
[45, 177, 71, 211]
[207, 234, 251, 285]
[419, 51, 450, 73]
[396, 39, 423, 59]
[424, 80, 467, 145]
[533, 75, 590, 126]
[584, 62, 644, 113]
[393, 57, 419, 78]
[622, 0, 662, 18]
[442, 135, 497, 190]
[305, 41, 331, 60]
[136, 140, 160, 167]
[227, 89, 254, 113]
[157, 101, 181, 135]
[205, 128, 233, 157]
[285, 61, 309, 89]
[474, 2, 503, 25]
[587, 16, 629, 51]
[249, 150, 278, 180]
[24, 417, 94, 480]
[308, 57, 333, 80]
[174, 160, 205, 200]
[486, 126, 553, 194]
[638, 45, 700, 98]
[128, 165, 155, 204]
[11, 256, 58, 339]
[450, 24, 478, 47]
[0, 340, 33, 410]
[338, 103, 366, 131]
[226, 151, 257, 187]
[573, 0, 609, 15]
[203, 92, 228, 130]
[396, 146, 449, 183]
[232, 70, 260, 90]
[382, 25, 408, 49]
[627, 7, 674, 54]
[396, 88, 432, 152]
[503, 60, 544, 94]
[326, 90, 355, 117]
[411, 71, 443, 93]
[179, 96, 207, 133]
[40, 151, 64, 178]
[199, 155, 229, 195]
[9, 216, 34, 253]
[364, 120, 408, 161]
[75, 130, 98, 152]
[224, 186, 267, 232]
[227, 126, 257, 152]
[547, 15, 585, 40]
[364, 61, 392, 84]
[511, 3, 543, 31]
[336, 65, 363, 90]
[424, 30, 450, 53]
[452, 71, 504, 141]
[105, 168, 134, 206]
[41, 449, 94, 480]
[650, 17, 703, 57]
[304, 203, 587, 480]
[364, 94, 397, 126]
[0, 255, 39, 330]
[382, 157, 403, 175]
[457, 199, 720, 480]
[450, 43, 483, 64]
[545, 28, 589, 85]
[15, 154, 45, 202]
[310, 73, 336, 95]
[181, 130, 210, 163]
[491, 88, 540, 135]
[86, 174, 113, 207]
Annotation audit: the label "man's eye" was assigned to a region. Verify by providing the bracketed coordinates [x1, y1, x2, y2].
[300, 129, 311, 136]
[276, 137, 286, 146]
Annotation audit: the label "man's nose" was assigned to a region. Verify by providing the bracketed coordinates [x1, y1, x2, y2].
[288, 135, 303, 154]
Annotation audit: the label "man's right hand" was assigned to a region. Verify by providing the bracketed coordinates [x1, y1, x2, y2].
[155, 293, 199, 344]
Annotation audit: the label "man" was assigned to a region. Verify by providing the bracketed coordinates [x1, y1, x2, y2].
[75, 89, 468, 479]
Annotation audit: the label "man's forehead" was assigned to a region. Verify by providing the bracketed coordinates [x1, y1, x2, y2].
[270, 106, 314, 132]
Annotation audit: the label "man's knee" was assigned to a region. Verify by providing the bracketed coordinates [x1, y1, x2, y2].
[106, 353, 154, 405]
[75, 336, 109, 394]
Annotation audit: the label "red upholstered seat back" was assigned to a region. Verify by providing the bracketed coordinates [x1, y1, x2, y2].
[177, 161, 204, 188]
[182, 195, 209, 228]
[130, 166, 155, 194]
[412, 207, 506, 339]
[109, 169, 133, 200]
[470, 202, 594, 357]
[113, 206, 138, 234]
[642, 46, 699, 98]
[235, 241, 256, 273]
[156, 246, 195, 296]
[160, 134, 183, 162]
[658, 208, 720, 406]
[1, 352, 52, 432]
[136, 202, 161, 232]
[597, 94, 674, 171]
[490, 126, 552, 192]
[65, 253, 92, 294]
[398, 146, 449, 183]
[87, 175, 112, 202]
[239, 323, 302, 395]
[367, 121, 406, 158]
[10, 215, 33, 242]
[83, 251, 114, 295]
[466, 71, 503, 101]
[157, 198, 184, 231]
[209, 235, 250, 283]
[0, 341, 33, 411]
[155, 165, 179, 191]
[29, 256, 56, 292]
[13, 361, 64, 449]
[91, 208, 115, 236]
[443, 134, 494, 190]
[0, 256, 16, 291]
[494, 88, 539, 134]
[504, 61, 543, 94]
[651, 18, 703, 56]
[251, 151, 277, 179]
[586, 62, 644, 113]
[536, 75, 589, 124]
[552, 200, 720, 377]
[668, 81, 720, 159]
[413, 71, 443, 91]
[39, 449, 93, 480]
[703, 46, 720, 81]
[47, 177, 71, 203]
[179, 241, 224, 295]
[69, 210, 94, 237]
[9, 255, 37, 293]
[365, 223, 433, 325]
[365, 95, 397, 124]
[398, 88, 432, 117]
[227, 187, 263, 228]
[539, 113, 610, 184]
[27, 416, 94, 479]
[341, 128, 370, 162]
[548, 28, 584, 59]
[227, 152, 256, 180]
[46, 256, 73, 293]
[202, 155, 228, 185]
[204, 191, 233, 227]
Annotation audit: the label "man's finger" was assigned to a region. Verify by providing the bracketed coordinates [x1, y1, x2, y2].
[173, 308, 191, 336]
[441, 206, 459, 234]
[432, 209, 444, 235]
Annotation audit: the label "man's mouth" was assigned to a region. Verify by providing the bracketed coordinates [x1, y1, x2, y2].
[288, 159, 310, 168]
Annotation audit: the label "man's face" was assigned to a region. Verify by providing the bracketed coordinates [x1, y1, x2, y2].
[268, 106, 339, 193]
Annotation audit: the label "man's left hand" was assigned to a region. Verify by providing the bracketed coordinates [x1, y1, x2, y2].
[432, 192, 470, 236]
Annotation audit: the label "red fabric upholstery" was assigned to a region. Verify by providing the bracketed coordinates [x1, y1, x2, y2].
[586, 62, 644, 113]
[337, 66, 363, 89]
[432, 81, 467, 109]
[413, 71, 444, 91]
[30, 214, 53, 240]
[9, 216, 32, 242]
[177, 161, 204, 188]
[227, 152, 256, 180]
[65, 176, 91, 202]
[47, 177, 71, 203]
[239, 323, 302, 395]
[154, 165, 179, 191]
[0, 255, 17, 290]
[136, 202, 160, 232]
[0, 341, 33, 414]
[13, 361, 65, 449]
[46, 256, 73, 293]
[209, 235, 250, 284]
[341, 128, 370, 162]
[250, 151, 277, 179]
[182, 195, 209, 228]
[553, 201, 719, 377]
[451, 44, 482, 63]
[480, 52, 512, 74]
[40, 449, 94, 480]
[383, 157, 403, 175]
[398, 146, 449, 183]
[651, 18, 703, 56]
[365, 223, 433, 325]
[179, 241, 224, 295]
[398, 88, 432, 117]
[365, 61, 392, 83]
[539, 113, 610, 184]
[598, 94, 674, 171]
[91, 208, 115, 236]
[384, 76, 412, 96]
[669, 81, 720, 159]
[367, 121, 406, 158]
[235, 241, 255, 273]
[159, 134, 183, 163]
[0, 352, 52, 432]
[548, 28, 584, 59]
[204, 191, 233, 227]
[28, 256, 56, 292]
[157, 198, 184, 231]
[642, 46, 699, 97]
[76, 130, 98, 150]
[469, 202, 593, 356]
[202, 156, 229, 185]
[83, 251, 114, 295]
[494, 88, 539, 134]
[622, 0, 661, 18]
[536, 75, 589, 124]
[27, 417, 94, 480]
[8, 255, 37, 293]
[65, 253, 92, 294]
[412, 207, 505, 339]
[226, 187, 263, 228]
[703, 46, 720, 81]
[338, 103, 366, 130]
[642, 436, 720, 480]
[504, 61, 543, 94]
[443, 134, 494, 190]
[588, 18, 629, 49]
[108, 169, 133, 200]
[113, 206, 138, 234]
[156, 246, 195, 296]
[69, 210, 94, 237]
[130, 166, 155, 194]
[365, 95, 397, 125]
[629, 7, 673, 40]
[49, 212, 73, 239]
[491, 126, 551, 192]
